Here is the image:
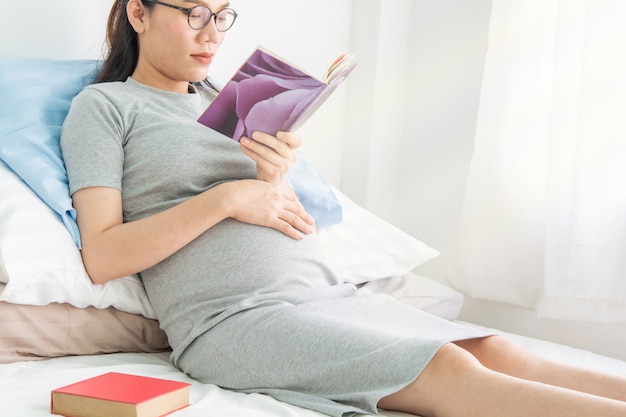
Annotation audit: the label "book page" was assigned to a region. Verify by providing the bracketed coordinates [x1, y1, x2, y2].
[325, 52, 357, 83]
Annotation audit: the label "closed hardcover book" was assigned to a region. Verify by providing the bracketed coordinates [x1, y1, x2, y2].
[51, 372, 191, 417]
[198, 45, 358, 141]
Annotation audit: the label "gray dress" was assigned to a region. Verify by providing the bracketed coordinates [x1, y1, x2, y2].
[61, 78, 490, 416]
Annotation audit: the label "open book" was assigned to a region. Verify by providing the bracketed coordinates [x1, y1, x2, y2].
[198, 46, 358, 141]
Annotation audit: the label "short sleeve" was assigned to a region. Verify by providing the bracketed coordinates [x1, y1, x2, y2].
[61, 87, 125, 196]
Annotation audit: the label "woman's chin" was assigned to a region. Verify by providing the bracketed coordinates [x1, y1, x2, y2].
[189, 71, 210, 83]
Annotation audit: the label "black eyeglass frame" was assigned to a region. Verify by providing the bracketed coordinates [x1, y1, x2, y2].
[143, 0, 238, 32]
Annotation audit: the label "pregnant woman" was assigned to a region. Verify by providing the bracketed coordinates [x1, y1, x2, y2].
[61, 1, 626, 416]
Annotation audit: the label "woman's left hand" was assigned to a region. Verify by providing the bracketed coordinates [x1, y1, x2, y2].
[239, 131, 302, 184]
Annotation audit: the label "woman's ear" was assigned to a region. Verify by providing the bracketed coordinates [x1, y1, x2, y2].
[126, 0, 148, 34]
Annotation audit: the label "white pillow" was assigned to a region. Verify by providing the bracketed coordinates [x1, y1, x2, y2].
[319, 187, 440, 284]
[0, 255, 7, 283]
[0, 160, 439, 320]
[361, 273, 464, 320]
[0, 161, 156, 318]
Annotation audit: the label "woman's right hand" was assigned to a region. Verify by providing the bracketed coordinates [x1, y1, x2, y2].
[239, 131, 302, 185]
[74, 179, 316, 284]
[222, 179, 315, 240]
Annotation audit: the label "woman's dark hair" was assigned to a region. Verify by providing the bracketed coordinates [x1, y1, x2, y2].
[95, 0, 220, 93]
[95, 0, 155, 83]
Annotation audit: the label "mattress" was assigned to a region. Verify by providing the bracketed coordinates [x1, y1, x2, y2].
[2, 322, 625, 417]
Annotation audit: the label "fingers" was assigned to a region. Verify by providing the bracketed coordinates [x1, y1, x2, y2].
[274, 212, 314, 240]
[284, 193, 316, 232]
[240, 142, 287, 182]
[228, 180, 315, 240]
[277, 131, 303, 149]
[249, 131, 302, 149]
[240, 132, 296, 164]
[273, 189, 316, 239]
[240, 131, 301, 184]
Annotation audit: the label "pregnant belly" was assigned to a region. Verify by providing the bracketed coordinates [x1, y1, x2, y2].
[152, 218, 334, 299]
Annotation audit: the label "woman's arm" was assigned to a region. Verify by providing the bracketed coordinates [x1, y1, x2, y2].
[75, 178, 314, 284]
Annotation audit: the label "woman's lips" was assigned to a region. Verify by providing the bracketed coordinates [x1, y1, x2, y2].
[191, 53, 213, 65]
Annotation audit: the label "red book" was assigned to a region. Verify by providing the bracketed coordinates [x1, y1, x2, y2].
[51, 372, 191, 417]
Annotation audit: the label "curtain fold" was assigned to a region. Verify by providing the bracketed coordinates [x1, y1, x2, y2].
[449, 0, 626, 324]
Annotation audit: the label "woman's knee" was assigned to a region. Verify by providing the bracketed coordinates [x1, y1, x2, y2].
[454, 335, 539, 377]
[425, 341, 486, 381]
[378, 342, 485, 416]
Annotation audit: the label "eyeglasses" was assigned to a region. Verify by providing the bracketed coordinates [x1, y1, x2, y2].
[143, 0, 238, 32]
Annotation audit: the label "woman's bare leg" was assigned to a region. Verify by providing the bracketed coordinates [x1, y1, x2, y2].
[455, 336, 626, 402]
[378, 340, 626, 417]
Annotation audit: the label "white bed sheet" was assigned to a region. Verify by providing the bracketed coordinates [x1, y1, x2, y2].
[2, 323, 625, 417]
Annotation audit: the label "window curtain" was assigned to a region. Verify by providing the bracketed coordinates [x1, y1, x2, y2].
[448, 0, 626, 324]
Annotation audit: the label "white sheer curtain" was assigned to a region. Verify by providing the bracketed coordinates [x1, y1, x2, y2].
[449, 0, 626, 324]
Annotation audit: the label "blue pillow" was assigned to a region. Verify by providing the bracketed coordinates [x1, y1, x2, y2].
[0, 59, 100, 248]
[288, 155, 342, 228]
[0, 59, 341, 248]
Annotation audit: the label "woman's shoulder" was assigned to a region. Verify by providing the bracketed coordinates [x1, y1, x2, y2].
[71, 79, 152, 116]
[78, 79, 135, 99]
[65, 80, 145, 129]
[71, 80, 132, 108]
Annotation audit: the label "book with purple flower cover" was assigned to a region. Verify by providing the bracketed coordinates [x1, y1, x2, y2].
[198, 46, 358, 141]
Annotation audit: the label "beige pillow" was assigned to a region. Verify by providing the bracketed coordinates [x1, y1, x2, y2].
[0, 284, 169, 364]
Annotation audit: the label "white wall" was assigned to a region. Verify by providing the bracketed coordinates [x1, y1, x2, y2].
[0, 1, 112, 59]
[397, 1, 492, 282]
[342, 0, 414, 219]
[344, 1, 492, 283]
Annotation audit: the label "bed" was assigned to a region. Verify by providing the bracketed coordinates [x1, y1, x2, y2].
[3, 322, 626, 417]
[2, 58, 626, 417]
